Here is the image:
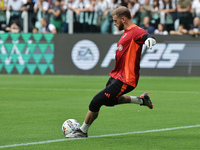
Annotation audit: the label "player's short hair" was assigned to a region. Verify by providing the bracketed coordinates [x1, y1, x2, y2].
[112, 6, 131, 19]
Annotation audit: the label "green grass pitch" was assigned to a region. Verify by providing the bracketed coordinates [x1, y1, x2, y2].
[0, 75, 200, 150]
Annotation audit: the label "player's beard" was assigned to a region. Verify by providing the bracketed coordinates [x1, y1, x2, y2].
[118, 21, 124, 31]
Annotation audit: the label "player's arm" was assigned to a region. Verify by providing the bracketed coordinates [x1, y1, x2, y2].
[142, 34, 156, 49]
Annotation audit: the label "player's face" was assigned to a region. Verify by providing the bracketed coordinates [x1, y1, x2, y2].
[113, 15, 124, 31]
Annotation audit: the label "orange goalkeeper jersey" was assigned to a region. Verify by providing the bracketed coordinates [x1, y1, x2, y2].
[109, 24, 147, 87]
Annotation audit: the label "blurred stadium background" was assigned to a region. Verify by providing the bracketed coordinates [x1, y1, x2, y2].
[0, 0, 200, 35]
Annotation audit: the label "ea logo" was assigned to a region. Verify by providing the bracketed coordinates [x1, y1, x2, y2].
[71, 40, 100, 70]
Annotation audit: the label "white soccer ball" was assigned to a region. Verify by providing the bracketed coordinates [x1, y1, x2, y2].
[62, 119, 80, 135]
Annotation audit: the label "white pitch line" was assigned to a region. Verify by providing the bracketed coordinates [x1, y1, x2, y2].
[0, 125, 200, 149]
[0, 87, 200, 94]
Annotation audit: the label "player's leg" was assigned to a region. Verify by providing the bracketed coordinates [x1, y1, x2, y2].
[117, 93, 153, 109]
[66, 77, 125, 138]
[84, 110, 99, 125]
[79, 92, 153, 134]
[65, 110, 98, 138]
[77, 79, 137, 135]
[117, 95, 142, 104]
[66, 78, 152, 138]
[65, 78, 114, 138]
[79, 82, 154, 134]
[79, 110, 98, 133]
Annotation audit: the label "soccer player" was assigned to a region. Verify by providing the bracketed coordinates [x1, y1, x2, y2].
[66, 6, 156, 138]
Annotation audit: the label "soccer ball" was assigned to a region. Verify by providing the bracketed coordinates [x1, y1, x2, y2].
[62, 119, 80, 135]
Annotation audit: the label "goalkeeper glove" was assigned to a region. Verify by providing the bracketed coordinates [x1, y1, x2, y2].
[145, 38, 156, 49]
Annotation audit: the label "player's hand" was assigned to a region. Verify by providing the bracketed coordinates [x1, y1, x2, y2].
[145, 38, 156, 49]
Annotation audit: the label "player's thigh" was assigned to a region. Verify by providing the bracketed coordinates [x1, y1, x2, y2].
[99, 79, 132, 106]
[91, 79, 124, 105]
[91, 78, 134, 107]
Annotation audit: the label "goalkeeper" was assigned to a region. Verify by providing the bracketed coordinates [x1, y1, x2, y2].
[66, 6, 156, 138]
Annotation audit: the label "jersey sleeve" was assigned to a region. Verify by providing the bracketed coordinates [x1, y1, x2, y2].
[132, 26, 148, 45]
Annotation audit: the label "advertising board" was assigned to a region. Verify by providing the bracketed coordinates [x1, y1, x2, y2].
[0, 33, 199, 76]
[54, 34, 200, 76]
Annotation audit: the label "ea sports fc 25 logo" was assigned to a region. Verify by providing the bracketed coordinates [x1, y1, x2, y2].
[71, 40, 100, 70]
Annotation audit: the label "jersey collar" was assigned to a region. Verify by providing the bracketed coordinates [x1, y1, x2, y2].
[126, 24, 137, 31]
